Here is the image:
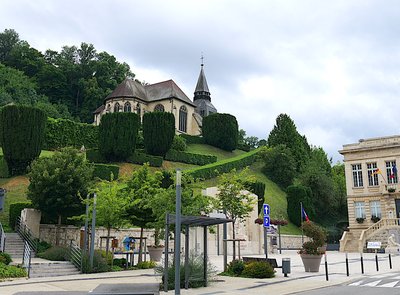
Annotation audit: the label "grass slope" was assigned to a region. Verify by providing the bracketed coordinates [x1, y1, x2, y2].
[186, 144, 246, 160]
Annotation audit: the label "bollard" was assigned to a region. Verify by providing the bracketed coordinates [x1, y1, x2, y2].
[389, 254, 392, 269]
[360, 253, 364, 274]
[346, 253, 349, 277]
[375, 250, 379, 272]
[324, 254, 329, 281]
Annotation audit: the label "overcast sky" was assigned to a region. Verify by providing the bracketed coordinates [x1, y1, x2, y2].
[2, 0, 400, 162]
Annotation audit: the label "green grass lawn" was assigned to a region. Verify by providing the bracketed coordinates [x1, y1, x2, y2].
[186, 144, 247, 160]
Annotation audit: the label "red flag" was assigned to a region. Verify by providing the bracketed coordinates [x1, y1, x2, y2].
[302, 207, 310, 222]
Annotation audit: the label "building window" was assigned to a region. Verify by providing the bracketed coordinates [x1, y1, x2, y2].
[367, 162, 379, 186]
[386, 161, 398, 184]
[370, 201, 381, 218]
[154, 104, 165, 112]
[352, 164, 363, 187]
[114, 102, 120, 113]
[179, 106, 187, 132]
[355, 201, 366, 218]
[124, 102, 131, 112]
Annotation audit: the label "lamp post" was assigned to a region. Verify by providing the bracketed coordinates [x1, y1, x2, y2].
[89, 193, 97, 270]
[174, 169, 182, 294]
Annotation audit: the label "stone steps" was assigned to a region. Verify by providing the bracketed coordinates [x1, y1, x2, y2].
[29, 261, 80, 278]
[4, 233, 25, 259]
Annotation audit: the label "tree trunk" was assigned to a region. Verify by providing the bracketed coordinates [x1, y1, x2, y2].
[138, 227, 144, 263]
[232, 222, 236, 260]
[105, 226, 111, 258]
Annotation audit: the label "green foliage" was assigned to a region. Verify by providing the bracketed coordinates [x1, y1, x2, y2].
[92, 163, 119, 180]
[9, 202, 33, 230]
[36, 246, 68, 261]
[165, 150, 217, 166]
[27, 148, 93, 223]
[0, 105, 46, 175]
[86, 149, 105, 163]
[36, 240, 52, 254]
[81, 250, 110, 273]
[99, 112, 139, 161]
[241, 261, 275, 278]
[185, 149, 259, 180]
[286, 185, 314, 227]
[237, 143, 251, 152]
[136, 261, 156, 269]
[44, 117, 98, 150]
[127, 150, 163, 167]
[0, 263, 26, 278]
[260, 145, 296, 188]
[143, 112, 175, 156]
[226, 259, 245, 276]
[299, 221, 327, 255]
[171, 135, 187, 151]
[0, 252, 12, 265]
[156, 253, 216, 290]
[246, 181, 266, 215]
[0, 156, 9, 178]
[112, 258, 126, 268]
[202, 113, 238, 151]
[179, 134, 204, 144]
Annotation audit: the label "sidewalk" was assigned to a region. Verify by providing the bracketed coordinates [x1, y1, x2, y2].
[1, 251, 399, 295]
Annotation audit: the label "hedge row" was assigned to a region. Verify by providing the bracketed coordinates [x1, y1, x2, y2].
[86, 149, 105, 163]
[185, 149, 259, 180]
[0, 156, 9, 178]
[179, 134, 204, 144]
[44, 118, 98, 150]
[165, 150, 217, 166]
[9, 202, 33, 230]
[93, 163, 120, 181]
[127, 151, 163, 167]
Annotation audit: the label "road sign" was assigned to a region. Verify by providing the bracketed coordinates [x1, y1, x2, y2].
[263, 204, 270, 216]
[263, 216, 270, 228]
[367, 241, 381, 249]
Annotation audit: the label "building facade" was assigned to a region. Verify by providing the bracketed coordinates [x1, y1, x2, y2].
[93, 64, 216, 136]
[339, 135, 400, 252]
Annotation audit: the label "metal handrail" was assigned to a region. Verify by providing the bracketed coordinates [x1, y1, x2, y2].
[0, 222, 6, 252]
[68, 241, 82, 272]
[22, 241, 33, 278]
[15, 216, 38, 253]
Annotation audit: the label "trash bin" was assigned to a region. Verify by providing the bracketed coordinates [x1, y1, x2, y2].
[282, 258, 291, 277]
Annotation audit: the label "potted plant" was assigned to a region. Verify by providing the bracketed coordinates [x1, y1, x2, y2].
[299, 221, 327, 272]
[371, 215, 380, 223]
[356, 217, 365, 224]
[147, 228, 164, 262]
[388, 187, 396, 193]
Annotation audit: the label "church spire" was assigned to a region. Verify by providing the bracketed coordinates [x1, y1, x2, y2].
[194, 55, 210, 101]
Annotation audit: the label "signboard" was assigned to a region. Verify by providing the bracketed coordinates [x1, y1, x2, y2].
[263, 216, 270, 228]
[263, 204, 270, 216]
[367, 241, 382, 249]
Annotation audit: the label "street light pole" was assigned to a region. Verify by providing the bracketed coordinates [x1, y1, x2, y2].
[89, 193, 97, 271]
[174, 169, 182, 295]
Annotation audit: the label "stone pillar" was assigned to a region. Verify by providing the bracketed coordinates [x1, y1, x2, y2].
[21, 208, 41, 238]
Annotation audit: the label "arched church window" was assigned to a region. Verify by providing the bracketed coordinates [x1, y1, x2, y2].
[154, 104, 165, 112]
[114, 102, 120, 113]
[179, 106, 187, 133]
[124, 102, 131, 112]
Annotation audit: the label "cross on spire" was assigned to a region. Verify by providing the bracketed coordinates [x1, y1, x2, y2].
[200, 53, 204, 67]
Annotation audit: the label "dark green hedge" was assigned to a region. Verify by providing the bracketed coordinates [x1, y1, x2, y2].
[165, 150, 217, 166]
[92, 163, 120, 181]
[99, 112, 139, 161]
[0, 105, 46, 175]
[286, 184, 314, 227]
[0, 156, 9, 178]
[143, 112, 175, 156]
[246, 181, 266, 215]
[86, 149, 105, 163]
[127, 151, 163, 167]
[44, 118, 99, 150]
[202, 113, 238, 151]
[185, 149, 259, 180]
[179, 134, 204, 144]
[9, 202, 33, 230]
[237, 143, 251, 152]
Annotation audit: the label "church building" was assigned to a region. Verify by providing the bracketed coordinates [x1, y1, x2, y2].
[93, 63, 217, 136]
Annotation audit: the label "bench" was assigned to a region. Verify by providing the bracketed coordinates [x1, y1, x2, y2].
[242, 257, 279, 268]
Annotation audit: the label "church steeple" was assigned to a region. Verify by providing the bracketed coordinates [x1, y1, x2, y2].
[194, 57, 211, 102]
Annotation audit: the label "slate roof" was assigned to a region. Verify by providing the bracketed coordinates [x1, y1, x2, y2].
[194, 66, 210, 94]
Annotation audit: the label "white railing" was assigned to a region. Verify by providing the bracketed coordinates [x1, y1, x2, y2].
[358, 218, 400, 252]
[0, 222, 5, 252]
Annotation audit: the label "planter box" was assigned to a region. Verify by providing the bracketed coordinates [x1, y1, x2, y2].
[300, 254, 323, 272]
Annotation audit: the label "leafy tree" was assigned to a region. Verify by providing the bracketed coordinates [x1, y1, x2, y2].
[267, 113, 310, 172]
[244, 136, 259, 149]
[214, 168, 255, 258]
[143, 112, 175, 156]
[99, 112, 139, 161]
[203, 113, 238, 151]
[259, 145, 296, 188]
[27, 148, 93, 227]
[0, 29, 20, 63]
[331, 163, 348, 221]
[238, 129, 246, 145]
[286, 184, 315, 227]
[0, 105, 46, 175]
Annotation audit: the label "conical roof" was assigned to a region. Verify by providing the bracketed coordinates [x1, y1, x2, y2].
[194, 65, 210, 94]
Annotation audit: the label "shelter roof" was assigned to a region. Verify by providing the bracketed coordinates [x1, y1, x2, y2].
[167, 214, 233, 227]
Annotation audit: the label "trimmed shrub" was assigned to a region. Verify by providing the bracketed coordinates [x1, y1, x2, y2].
[9, 202, 33, 230]
[286, 184, 315, 227]
[113, 258, 127, 268]
[86, 149, 106, 163]
[127, 151, 163, 167]
[185, 149, 259, 180]
[36, 246, 68, 261]
[171, 135, 187, 151]
[226, 259, 245, 276]
[0, 156, 9, 178]
[202, 113, 238, 151]
[36, 240, 52, 254]
[143, 112, 175, 156]
[81, 250, 110, 273]
[93, 163, 120, 180]
[0, 253, 12, 265]
[246, 181, 266, 215]
[179, 134, 204, 144]
[0, 263, 26, 279]
[0, 105, 46, 175]
[237, 143, 251, 152]
[165, 150, 217, 166]
[44, 118, 99, 150]
[241, 261, 275, 278]
[136, 261, 156, 269]
[99, 112, 139, 161]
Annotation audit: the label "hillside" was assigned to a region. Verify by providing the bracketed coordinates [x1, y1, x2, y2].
[0, 144, 300, 234]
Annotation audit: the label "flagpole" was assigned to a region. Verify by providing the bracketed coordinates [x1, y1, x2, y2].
[300, 202, 304, 244]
